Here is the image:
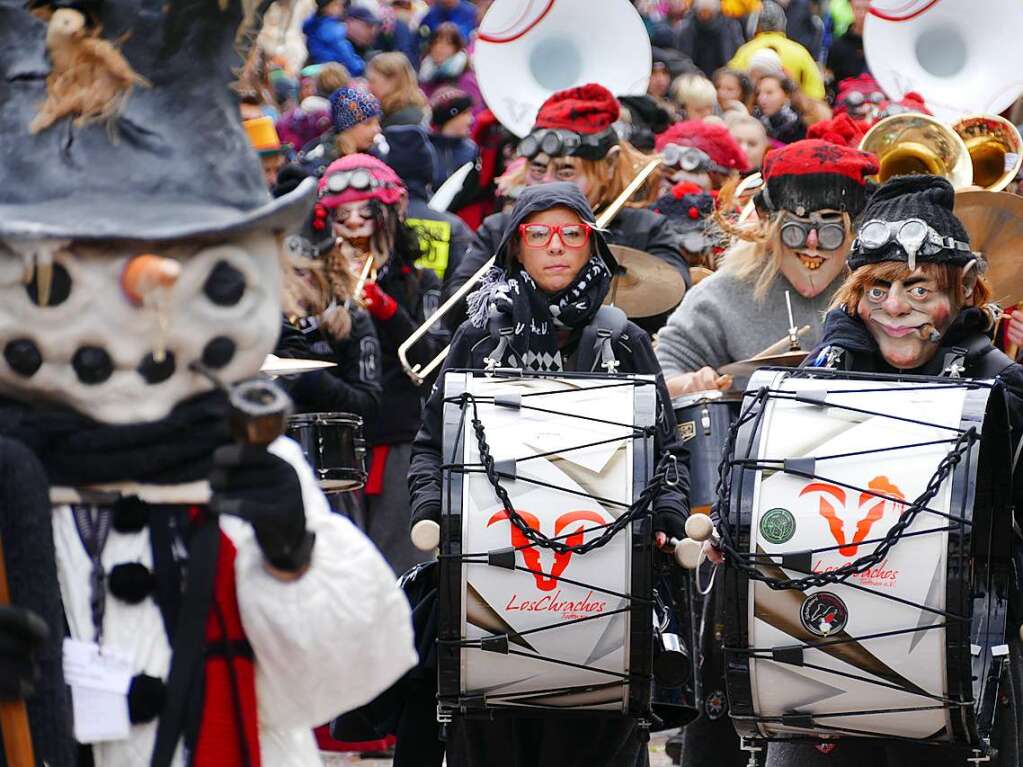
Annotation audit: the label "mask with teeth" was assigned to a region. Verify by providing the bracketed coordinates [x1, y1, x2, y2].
[776, 210, 852, 299]
[0, 233, 283, 424]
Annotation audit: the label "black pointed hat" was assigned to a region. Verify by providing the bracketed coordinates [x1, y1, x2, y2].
[0, 0, 314, 241]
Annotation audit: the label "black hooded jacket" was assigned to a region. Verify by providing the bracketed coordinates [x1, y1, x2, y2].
[442, 204, 692, 330]
[408, 183, 691, 537]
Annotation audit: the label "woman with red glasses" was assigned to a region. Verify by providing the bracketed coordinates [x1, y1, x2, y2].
[316, 154, 449, 576]
[406, 182, 690, 767]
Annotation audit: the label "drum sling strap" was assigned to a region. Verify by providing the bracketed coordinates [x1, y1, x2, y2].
[484, 305, 628, 373]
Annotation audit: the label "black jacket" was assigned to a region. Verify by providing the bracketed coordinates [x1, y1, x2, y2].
[442, 206, 692, 329]
[827, 30, 866, 85]
[406, 195, 472, 292]
[675, 14, 745, 77]
[408, 319, 691, 538]
[371, 263, 449, 445]
[275, 312, 383, 420]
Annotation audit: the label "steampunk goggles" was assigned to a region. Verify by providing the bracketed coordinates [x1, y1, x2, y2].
[518, 128, 618, 162]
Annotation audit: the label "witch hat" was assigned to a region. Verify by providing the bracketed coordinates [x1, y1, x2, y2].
[0, 0, 314, 241]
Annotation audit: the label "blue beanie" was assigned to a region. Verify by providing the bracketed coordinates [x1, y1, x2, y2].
[330, 87, 382, 133]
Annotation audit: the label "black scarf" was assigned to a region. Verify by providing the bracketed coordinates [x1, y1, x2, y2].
[466, 256, 612, 372]
[0, 391, 232, 487]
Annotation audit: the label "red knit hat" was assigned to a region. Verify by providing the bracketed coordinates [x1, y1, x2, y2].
[318, 153, 405, 209]
[805, 113, 867, 148]
[759, 140, 879, 216]
[533, 83, 620, 134]
[655, 120, 749, 172]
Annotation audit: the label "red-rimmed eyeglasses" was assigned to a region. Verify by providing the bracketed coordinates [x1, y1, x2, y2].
[518, 222, 592, 248]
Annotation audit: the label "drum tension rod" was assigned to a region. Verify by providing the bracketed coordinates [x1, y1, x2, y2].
[480, 635, 510, 655]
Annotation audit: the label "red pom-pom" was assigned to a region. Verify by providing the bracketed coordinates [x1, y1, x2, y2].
[688, 206, 699, 220]
[671, 181, 703, 199]
[312, 219, 326, 231]
[314, 204, 328, 219]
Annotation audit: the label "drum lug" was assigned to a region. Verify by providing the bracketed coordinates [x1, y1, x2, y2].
[739, 736, 765, 767]
[967, 745, 992, 764]
[436, 704, 454, 724]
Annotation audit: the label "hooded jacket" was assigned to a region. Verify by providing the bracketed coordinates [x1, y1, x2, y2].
[408, 183, 691, 537]
[443, 205, 691, 330]
[302, 14, 367, 75]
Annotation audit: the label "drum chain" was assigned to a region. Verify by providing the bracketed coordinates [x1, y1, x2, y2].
[716, 387, 979, 591]
[463, 393, 670, 555]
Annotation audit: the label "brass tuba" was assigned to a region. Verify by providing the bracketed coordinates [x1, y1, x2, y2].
[952, 115, 1023, 192]
[858, 113, 973, 189]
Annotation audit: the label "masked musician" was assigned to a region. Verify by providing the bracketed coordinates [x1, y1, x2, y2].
[275, 218, 383, 421]
[318, 154, 448, 574]
[727, 175, 1023, 767]
[407, 182, 690, 767]
[444, 84, 690, 316]
[0, 4, 415, 765]
[656, 139, 879, 397]
[656, 120, 749, 195]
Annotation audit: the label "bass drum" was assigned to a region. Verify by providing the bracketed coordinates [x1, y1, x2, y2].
[719, 369, 1018, 756]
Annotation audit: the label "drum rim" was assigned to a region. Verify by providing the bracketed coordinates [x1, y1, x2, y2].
[671, 389, 743, 410]
[287, 411, 364, 427]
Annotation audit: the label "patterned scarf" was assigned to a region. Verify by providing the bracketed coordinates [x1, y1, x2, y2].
[466, 256, 612, 372]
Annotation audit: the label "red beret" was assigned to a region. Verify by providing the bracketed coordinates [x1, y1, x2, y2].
[805, 113, 867, 148]
[760, 139, 879, 215]
[655, 120, 749, 172]
[534, 83, 620, 134]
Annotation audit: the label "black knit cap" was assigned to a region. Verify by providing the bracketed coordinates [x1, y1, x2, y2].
[848, 174, 973, 270]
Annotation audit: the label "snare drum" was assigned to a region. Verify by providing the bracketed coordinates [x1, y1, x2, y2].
[287, 412, 367, 491]
[673, 390, 741, 516]
[437, 373, 664, 719]
[720, 369, 1016, 749]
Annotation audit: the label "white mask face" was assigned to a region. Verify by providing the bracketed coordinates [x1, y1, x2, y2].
[0, 232, 283, 423]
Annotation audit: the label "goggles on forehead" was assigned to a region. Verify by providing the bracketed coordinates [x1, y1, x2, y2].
[852, 218, 973, 269]
[843, 91, 885, 109]
[660, 144, 720, 174]
[780, 212, 847, 252]
[320, 168, 396, 197]
[517, 128, 617, 162]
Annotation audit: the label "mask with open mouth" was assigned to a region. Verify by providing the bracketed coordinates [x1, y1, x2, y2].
[777, 212, 851, 298]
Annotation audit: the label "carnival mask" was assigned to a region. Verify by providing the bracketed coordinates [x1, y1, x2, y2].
[0, 233, 282, 423]
[856, 268, 957, 370]
[777, 209, 850, 298]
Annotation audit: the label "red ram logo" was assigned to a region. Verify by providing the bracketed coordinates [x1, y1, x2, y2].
[800, 477, 906, 557]
[487, 509, 607, 591]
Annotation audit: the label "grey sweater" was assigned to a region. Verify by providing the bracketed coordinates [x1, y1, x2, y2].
[655, 268, 840, 375]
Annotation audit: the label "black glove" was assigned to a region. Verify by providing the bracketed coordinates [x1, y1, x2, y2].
[210, 445, 316, 572]
[652, 509, 686, 541]
[0, 605, 49, 701]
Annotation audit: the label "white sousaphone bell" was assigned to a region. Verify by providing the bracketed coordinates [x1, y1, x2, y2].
[472, 0, 652, 138]
[864, 0, 1023, 124]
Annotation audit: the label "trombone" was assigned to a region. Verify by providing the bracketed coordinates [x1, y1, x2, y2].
[397, 158, 663, 385]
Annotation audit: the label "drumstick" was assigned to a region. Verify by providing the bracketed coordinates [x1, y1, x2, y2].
[0, 538, 36, 767]
[715, 374, 733, 391]
[754, 326, 811, 359]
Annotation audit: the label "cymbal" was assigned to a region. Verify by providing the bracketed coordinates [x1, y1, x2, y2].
[954, 190, 1023, 308]
[261, 355, 336, 376]
[689, 266, 715, 285]
[718, 350, 808, 379]
[604, 245, 687, 318]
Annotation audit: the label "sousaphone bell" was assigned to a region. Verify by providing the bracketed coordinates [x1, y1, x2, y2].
[859, 113, 973, 189]
[952, 115, 1023, 192]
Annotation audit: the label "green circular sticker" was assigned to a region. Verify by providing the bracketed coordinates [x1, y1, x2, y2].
[760, 508, 796, 544]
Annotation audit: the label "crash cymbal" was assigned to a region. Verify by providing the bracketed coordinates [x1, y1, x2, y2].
[604, 245, 687, 318]
[718, 350, 808, 380]
[261, 355, 336, 376]
[954, 190, 1023, 308]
